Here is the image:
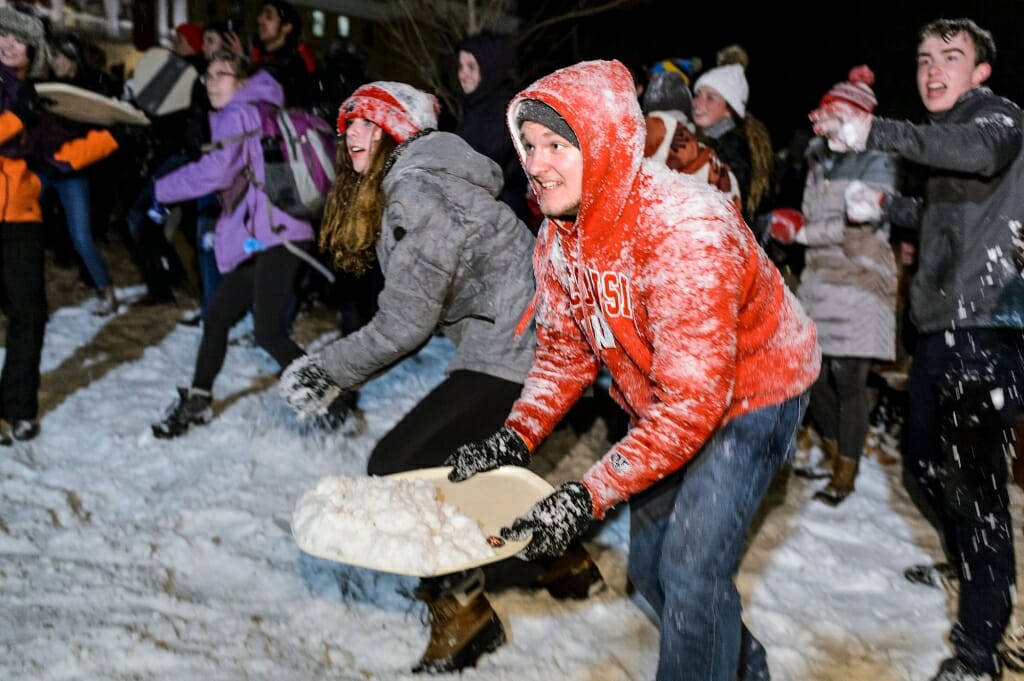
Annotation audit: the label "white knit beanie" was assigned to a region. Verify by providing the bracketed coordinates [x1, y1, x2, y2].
[694, 63, 748, 119]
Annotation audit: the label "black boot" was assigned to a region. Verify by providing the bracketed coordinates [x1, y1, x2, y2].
[412, 568, 506, 673]
[152, 387, 213, 439]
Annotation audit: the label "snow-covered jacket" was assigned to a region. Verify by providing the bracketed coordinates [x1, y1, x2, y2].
[796, 145, 898, 360]
[504, 60, 821, 518]
[868, 86, 1024, 332]
[154, 70, 315, 274]
[315, 130, 537, 389]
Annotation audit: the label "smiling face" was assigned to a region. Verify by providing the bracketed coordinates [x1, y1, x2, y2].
[519, 120, 583, 220]
[0, 32, 31, 79]
[692, 85, 730, 129]
[916, 30, 990, 113]
[457, 50, 481, 95]
[345, 117, 384, 174]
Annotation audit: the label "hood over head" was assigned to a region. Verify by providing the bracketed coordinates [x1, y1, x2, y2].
[508, 59, 644, 228]
[456, 31, 515, 100]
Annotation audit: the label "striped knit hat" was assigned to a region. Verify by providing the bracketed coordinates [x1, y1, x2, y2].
[337, 81, 440, 144]
[819, 65, 877, 114]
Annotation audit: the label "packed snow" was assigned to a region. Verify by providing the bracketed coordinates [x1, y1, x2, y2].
[2, 282, 1024, 680]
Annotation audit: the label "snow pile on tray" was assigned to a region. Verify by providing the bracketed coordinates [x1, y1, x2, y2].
[292, 475, 496, 575]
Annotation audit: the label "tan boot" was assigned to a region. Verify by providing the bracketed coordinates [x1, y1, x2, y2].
[793, 425, 818, 465]
[412, 568, 506, 673]
[865, 436, 900, 466]
[534, 540, 605, 600]
[794, 437, 838, 479]
[814, 455, 859, 506]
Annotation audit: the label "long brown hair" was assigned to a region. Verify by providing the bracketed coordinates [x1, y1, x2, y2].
[318, 133, 397, 275]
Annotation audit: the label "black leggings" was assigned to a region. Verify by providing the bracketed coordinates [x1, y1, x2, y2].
[192, 243, 308, 391]
[366, 370, 524, 476]
[807, 356, 872, 460]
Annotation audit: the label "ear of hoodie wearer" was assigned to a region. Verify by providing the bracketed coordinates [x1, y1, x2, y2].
[507, 59, 644, 225]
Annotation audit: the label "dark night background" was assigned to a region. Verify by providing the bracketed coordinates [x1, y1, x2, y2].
[519, 0, 1024, 149]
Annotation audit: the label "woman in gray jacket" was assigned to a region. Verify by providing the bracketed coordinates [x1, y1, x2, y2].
[279, 81, 600, 674]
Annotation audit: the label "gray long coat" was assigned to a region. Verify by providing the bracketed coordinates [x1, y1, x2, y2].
[316, 130, 537, 389]
[796, 142, 899, 361]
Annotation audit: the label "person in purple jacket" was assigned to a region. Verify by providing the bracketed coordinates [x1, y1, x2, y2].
[150, 50, 322, 438]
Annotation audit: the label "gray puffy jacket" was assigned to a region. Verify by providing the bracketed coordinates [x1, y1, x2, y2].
[317, 130, 537, 388]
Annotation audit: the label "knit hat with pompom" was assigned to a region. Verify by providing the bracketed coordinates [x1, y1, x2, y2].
[337, 81, 440, 144]
[819, 65, 877, 114]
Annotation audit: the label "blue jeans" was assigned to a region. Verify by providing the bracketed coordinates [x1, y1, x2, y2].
[41, 173, 110, 289]
[195, 192, 221, 313]
[629, 392, 808, 681]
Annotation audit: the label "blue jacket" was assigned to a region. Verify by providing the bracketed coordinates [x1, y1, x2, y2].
[155, 70, 315, 273]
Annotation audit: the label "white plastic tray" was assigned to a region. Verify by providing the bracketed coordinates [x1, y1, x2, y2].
[296, 466, 553, 576]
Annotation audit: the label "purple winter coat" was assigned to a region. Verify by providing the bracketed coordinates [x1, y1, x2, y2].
[154, 70, 315, 273]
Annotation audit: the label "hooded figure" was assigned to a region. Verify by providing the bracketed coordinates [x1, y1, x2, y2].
[279, 79, 605, 673]
[443, 59, 820, 679]
[453, 31, 532, 228]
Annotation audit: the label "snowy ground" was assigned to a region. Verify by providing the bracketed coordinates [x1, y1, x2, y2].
[2, 276, 1023, 681]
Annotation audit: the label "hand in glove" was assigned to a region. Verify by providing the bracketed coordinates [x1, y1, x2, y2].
[445, 426, 530, 482]
[844, 180, 888, 223]
[501, 481, 594, 561]
[767, 208, 807, 245]
[809, 101, 873, 152]
[278, 354, 342, 418]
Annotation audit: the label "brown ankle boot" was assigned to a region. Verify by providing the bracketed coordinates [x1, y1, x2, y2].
[412, 568, 506, 673]
[534, 541, 605, 600]
[814, 455, 859, 506]
[794, 437, 838, 479]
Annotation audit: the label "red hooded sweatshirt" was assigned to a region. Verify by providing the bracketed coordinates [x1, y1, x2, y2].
[504, 60, 821, 518]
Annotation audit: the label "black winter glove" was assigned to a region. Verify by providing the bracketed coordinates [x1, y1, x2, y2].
[108, 122, 150, 152]
[279, 354, 343, 418]
[501, 481, 594, 561]
[10, 82, 43, 128]
[445, 426, 530, 482]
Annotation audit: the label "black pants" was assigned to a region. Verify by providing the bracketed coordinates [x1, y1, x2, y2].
[808, 356, 872, 460]
[0, 223, 46, 420]
[905, 329, 1022, 674]
[192, 243, 308, 391]
[367, 369, 524, 475]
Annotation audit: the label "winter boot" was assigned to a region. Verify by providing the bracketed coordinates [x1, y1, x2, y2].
[1000, 620, 1024, 672]
[412, 568, 506, 673]
[792, 424, 818, 465]
[813, 455, 859, 506]
[904, 561, 959, 595]
[11, 419, 40, 442]
[931, 655, 998, 680]
[794, 437, 838, 479]
[534, 540, 606, 600]
[94, 286, 118, 316]
[152, 387, 213, 439]
[0, 420, 11, 446]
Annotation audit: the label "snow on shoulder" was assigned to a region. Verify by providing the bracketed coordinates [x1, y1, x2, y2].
[291, 475, 496, 576]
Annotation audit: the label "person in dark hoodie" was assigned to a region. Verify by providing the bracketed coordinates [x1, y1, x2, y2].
[454, 31, 532, 229]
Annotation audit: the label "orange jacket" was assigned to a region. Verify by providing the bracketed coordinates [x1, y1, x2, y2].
[0, 109, 117, 223]
[504, 61, 821, 518]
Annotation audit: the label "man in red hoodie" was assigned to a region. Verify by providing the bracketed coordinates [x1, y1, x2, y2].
[445, 59, 821, 679]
